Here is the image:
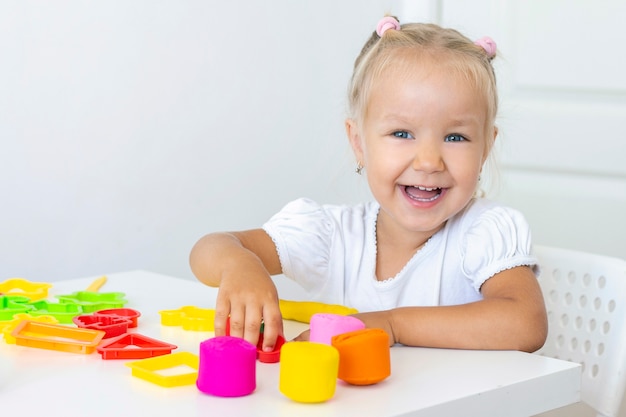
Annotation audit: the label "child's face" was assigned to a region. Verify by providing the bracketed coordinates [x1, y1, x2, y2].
[347, 51, 495, 241]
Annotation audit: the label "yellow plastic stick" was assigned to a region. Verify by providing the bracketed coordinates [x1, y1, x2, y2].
[279, 299, 358, 324]
[85, 276, 107, 292]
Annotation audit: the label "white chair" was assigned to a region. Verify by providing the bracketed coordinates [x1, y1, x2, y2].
[534, 245, 626, 417]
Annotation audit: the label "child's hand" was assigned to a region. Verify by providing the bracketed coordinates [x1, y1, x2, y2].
[351, 312, 396, 346]
[189, 229, 285, 351]
[214, 264, 284, 351]
[292, 329, 310, 342]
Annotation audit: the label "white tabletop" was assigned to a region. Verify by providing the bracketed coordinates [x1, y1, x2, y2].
[0, 271, 580, 417]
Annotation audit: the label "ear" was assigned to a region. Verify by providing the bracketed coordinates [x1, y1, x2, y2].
[345, 118, 364, 163]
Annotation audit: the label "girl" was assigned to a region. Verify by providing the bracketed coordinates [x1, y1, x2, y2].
[189, 17, 548, 354]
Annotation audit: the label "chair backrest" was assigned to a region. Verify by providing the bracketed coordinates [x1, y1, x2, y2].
[534, 245, 626, 417]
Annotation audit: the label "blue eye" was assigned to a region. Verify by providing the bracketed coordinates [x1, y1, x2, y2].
[393, 131, 413, 139]
[445, 134, 466, 142]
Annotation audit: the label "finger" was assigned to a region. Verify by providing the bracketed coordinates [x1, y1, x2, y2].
[213, 295, 231, 337]
[228, 307, 246, 340]
[261, 308, 284, 352]
[242, 307, 262, 347]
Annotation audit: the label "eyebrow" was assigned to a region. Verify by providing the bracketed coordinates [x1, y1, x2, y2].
[378, 113, 482, 128]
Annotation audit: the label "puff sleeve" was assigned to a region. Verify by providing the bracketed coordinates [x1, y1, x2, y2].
[460, 205, 537, 292]
[262, 198, 334, 291]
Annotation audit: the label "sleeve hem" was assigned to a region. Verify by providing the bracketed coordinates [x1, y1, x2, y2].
[473, 256, 538, 292]
[262, 224, 293, 278]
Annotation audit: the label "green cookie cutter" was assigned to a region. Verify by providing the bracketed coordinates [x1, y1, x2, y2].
[56, 291, 127, 313]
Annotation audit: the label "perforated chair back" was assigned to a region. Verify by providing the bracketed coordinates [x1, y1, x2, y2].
[534, 245, 626, 417]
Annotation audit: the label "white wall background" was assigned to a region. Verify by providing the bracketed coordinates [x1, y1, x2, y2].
[0, 0, 426, 282]
[1, 0, 625, 287]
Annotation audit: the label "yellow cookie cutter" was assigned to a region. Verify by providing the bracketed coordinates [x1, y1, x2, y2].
[126, 351, 199, 387]
[0, 278, 53, 301]
[158, 306, 215, 331]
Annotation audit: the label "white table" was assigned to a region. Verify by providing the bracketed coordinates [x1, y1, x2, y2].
[0, 271, 580, 417]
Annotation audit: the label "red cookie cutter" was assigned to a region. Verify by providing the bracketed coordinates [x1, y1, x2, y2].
[225, 317, 286, 363]
[96, 333, 177, 360]
[73, 314, 132, 339]
[95, 308, 141, 328]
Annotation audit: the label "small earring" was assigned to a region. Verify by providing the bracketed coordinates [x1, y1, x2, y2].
[355, 161, 363, 175]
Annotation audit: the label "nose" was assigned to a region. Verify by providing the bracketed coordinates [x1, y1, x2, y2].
[411, 140, 445, 173]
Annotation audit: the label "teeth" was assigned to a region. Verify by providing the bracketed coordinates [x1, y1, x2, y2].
[416, 186, 438, 191]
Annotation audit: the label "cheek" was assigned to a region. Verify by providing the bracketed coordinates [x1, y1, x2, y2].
[365, 152, 405, 182]
[447, 152, 484, 180]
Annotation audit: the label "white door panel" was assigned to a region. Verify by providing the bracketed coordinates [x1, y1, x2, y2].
[429, 0, 626, 259]
[511, 1, 626, 92]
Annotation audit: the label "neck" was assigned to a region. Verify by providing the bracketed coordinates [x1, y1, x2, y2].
[374, 211, 443, 281]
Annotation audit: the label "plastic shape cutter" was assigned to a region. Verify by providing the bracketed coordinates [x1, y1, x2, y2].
[55, 291, 127, 313]
[225, 317, 286, 363]
[158, 306, 215, 331]
[0, 278, 53, 301]
[11, 320, 105, 354]
[73, 314, 132, 339]
[0, 296, 34, 321]
[97, 333, 177, 360]
[1, 313, 59, 344]
[28, 300, 83, 324]
[126, 352, 199, 387]
[95, 308, 141, 328]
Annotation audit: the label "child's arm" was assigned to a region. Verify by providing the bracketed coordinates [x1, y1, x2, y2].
[294, 265, 547, 352]
[189, 229, 284, 351]
[353, 265, 548, 352]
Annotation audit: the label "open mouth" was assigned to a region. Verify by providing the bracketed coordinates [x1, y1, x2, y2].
[404, 185, 443, 202]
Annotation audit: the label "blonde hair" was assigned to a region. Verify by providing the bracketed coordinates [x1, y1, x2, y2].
[347, 21, 498, 154]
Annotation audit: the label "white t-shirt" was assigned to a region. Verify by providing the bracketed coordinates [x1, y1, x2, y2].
[262, 197, 536, 312]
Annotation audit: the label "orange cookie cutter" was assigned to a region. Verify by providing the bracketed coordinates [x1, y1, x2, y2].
[11, 320, 105, 354]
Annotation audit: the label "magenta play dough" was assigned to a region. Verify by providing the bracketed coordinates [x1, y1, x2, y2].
[196, 336, 257, 397]
[309, 313, 365, 345]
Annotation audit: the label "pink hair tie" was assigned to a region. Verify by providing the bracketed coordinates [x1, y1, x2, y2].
[474, 36, 497, 58]
[376, 16, 400, 37]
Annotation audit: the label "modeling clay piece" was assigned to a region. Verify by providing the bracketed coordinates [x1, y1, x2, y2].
[309, 313, 365, 345]
[0, 296, 34, 321]
[95, 308, 141, 327]
[279, 341, 339, 403]
[278, 299, 358, 323]
[196, 336, 257, 397]
[11, 320, 105, 354]
[1, 313, 58, 344]
[96, 333, 177, 359]
[158, 306, 215, 331]
[73, 314, 132, 338]
[28, 300, 83, 323]
[331, 328, 391, 385]
[55, 291, 127, 313]
[0, 278, 53, 302]
[126, 352, 199, 387]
